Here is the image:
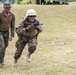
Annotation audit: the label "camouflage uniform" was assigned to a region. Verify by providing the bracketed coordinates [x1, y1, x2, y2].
[14, 18, 42, 61]
[0, 9, 15, 64]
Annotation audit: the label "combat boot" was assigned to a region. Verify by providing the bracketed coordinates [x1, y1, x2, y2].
[12, 59, 18, 67]
[0, 63, 4, 68]
[26, 52, 31, 62]
[14, 59, 17, 64]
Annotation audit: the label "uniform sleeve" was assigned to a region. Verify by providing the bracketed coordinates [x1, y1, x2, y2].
[18, 18, 25, 27]
[36, 24, 42, 32]
[10, 14, 15, 37]
[16, 18, 25, 36]
[35, 20, 43, 33]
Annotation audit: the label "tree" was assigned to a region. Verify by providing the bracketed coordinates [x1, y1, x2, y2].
[18, 0, 23, 4]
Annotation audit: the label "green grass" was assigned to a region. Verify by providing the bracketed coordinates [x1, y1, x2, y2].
[0, 5, 76, 75]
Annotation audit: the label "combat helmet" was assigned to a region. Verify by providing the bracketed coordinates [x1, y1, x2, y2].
[26, 9, 36, 17]
[3, 2, 11, 8]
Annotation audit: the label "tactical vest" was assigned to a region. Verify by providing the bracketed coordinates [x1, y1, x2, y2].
[24, 19, 39, 28]
[23, 19, 39, 37]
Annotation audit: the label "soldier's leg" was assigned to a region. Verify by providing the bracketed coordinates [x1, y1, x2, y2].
[0, 35, 5, 67]
[27, 37, 37, 62]
[14, 39, 27, 63]
[2, 36, 9, 62]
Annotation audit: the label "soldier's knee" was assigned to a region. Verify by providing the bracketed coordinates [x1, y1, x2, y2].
[31, 46, 36, 50]
[0, 35, 5, 50]
[29, 46, 36, 54]
[15, 40, 20, 48]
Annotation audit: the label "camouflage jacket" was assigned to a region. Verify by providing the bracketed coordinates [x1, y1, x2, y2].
[16, 18, 42, 37]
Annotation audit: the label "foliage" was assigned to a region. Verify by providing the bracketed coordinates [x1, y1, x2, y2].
[18, 0, 76, 4]
[19, 0, 35, 4]
[18, 0, 23, 4]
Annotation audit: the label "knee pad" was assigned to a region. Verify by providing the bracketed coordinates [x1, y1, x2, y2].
[31, 46, 36, 50]
[29, 46, 36, 54]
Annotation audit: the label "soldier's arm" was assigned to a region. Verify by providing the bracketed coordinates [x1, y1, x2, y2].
[10, 14, 15, 37]
[16, 18, 30, 35]
[17, 18, 25, 35]
[35, 24, 42, 32]
[35, 20, 43, 33]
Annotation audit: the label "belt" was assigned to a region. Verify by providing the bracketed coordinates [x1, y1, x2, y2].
[0, 30, 9, 32]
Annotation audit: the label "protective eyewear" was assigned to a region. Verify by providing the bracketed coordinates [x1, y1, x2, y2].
[28, 16, 36, 17]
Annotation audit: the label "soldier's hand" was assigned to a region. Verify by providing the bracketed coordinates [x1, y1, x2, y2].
[20, 28, 26, 33]
[9, 36, 13, 41]
[26, 24, 35, 30]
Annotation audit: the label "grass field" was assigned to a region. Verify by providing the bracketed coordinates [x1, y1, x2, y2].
[0, 5, 76, 75]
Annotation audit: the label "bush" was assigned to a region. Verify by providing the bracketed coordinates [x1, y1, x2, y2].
[20, 0, 35, 4]
[18, 0, 23, 4]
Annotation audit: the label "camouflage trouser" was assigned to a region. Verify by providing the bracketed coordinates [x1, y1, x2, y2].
[14, 36, 37, 60]
[0, 31, 9, 63]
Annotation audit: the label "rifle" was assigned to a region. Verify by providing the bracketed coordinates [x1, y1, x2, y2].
[24, 23, 43, 28]
[16, 23, 43, 37]
[29, 23, 43, 26]
[25, 23, 43, 30]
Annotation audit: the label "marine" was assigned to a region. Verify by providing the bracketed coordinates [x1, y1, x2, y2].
[13, 9, 42, 66]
